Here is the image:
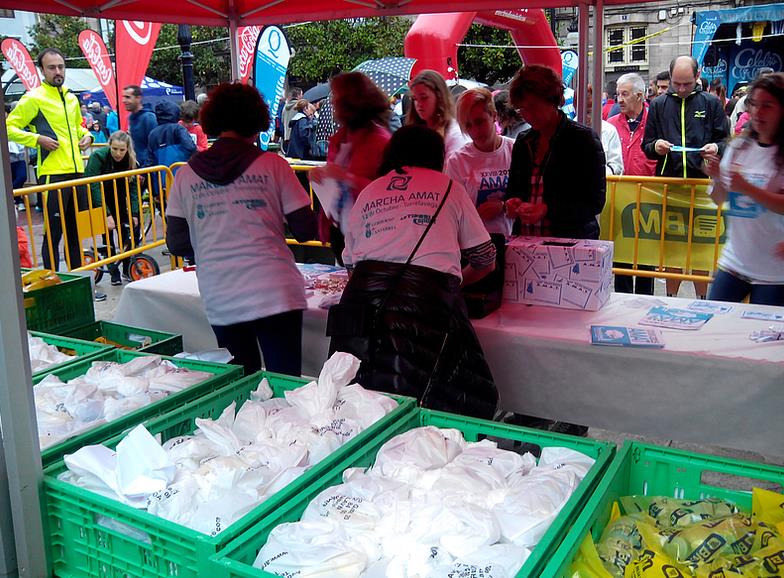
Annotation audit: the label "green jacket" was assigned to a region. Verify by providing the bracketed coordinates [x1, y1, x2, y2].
[6, 82, 91, 178]
[84, 146, 139, 216]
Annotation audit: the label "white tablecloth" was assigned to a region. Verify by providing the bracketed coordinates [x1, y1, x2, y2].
[115, 269, 784, 457]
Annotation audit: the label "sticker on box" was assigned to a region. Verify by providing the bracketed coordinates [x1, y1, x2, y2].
[569, 260, 604, 283]
[547, 245, 575, 270]
[502, 279, 519, 302]
[562, 280, 593, 309]
[523, 278, 561, 305]
[531, 252, 551, 280]
[506, 248, 533, 278]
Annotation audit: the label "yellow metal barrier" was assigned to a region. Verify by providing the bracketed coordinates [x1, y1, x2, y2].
[13, 165, 174, 274]
[601, 175, 721, 285]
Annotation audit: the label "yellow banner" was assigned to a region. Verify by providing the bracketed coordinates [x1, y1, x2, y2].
[599, 180, 727, 271]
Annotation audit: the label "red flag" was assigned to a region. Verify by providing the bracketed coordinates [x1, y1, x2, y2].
[78, 30, 117, 111]
[237, 26, 261, 84]
[116, 20, 161, 129]
[1, 38, 40, 91]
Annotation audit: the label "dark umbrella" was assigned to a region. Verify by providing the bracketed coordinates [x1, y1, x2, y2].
[314, 57, 416, 146]
[303, 82, 330, 103]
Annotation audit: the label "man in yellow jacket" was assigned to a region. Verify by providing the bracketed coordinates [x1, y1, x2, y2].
[7, 48, 93, 272]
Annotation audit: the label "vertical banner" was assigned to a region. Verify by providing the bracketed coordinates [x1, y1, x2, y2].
[237, 26, 261, 85]
[78, 30, 117, 111]
[116, 20, 161, 129]
[1, 38, 40, 91]
[252, 26, 291, 150]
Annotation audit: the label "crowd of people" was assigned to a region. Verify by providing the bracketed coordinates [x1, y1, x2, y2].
[6, 46, 783, 419]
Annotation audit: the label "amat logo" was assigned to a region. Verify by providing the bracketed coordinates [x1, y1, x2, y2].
[620, 203, 726, 243]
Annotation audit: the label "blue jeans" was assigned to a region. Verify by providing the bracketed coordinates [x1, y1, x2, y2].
[211, 309, 303, 376]
[708, 269, 784, 306]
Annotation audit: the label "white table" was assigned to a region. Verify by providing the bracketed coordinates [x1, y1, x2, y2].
[115, 269, 784, 457]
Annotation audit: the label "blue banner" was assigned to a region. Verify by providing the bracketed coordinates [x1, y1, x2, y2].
[693, 4, 784, 65]
[252, 26, 291, 150]
[561, 50, 578, 87]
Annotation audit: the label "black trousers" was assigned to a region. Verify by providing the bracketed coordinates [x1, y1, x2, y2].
[39, 173, 87, 271]
[211, 309, 304, 376]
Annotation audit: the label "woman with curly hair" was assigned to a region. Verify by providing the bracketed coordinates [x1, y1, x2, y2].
[166, 83, 317, 375]
[310, 71, 391, 263]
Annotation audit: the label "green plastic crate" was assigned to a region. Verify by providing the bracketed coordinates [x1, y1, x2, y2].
[61, 320, 184, 356]
[29, 331, 114, 380]
[43, 372, 415, 578]
[211, 408, 616, 578]
[541, 441, 784, 578]
[22, 269, 95, 334]
[35, 349, 243, 467]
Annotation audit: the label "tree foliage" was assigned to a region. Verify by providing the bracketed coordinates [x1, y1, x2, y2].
[147, 25, 232, 88]
[28, 14, 95, 67]
[285, 18, 411, 85]
[457, 24, 522, 86]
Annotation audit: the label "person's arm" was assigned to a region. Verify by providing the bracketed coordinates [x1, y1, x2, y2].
[178, 125, 197, 157]
[128, 170, 139, 217]
[709, 98, 730, 157]
[461, 240, 496, 286]
[604, 124, 624, 176]
[728, 171, 784, 214]
[165, 216, 193, 258]
[586, 129, 608, 216]
[641, 101, 663, 160]
[6, 95, 43, 149]
[83, 151, 104, 208]
[285, 206, 318, 242]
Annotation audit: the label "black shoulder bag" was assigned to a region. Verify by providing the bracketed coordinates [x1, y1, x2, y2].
[326, 179, 453, 338]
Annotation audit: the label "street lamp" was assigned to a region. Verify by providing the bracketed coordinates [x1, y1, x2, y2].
[177, 24, 195, 101]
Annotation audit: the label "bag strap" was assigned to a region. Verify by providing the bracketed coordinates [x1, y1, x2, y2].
[376, 179, 453, 313]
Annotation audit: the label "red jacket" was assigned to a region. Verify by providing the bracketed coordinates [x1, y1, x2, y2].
[607, 106, 657, 177]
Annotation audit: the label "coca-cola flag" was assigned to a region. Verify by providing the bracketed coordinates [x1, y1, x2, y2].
[78, 30, 117, 111]
[237, 26, 261, 84]
[1, 38, 40, 91]
[116, 20, 161, 129]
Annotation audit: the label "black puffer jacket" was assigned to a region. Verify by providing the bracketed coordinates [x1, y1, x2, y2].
[507, 111, 606, 239]
[329, 260, 497, 420]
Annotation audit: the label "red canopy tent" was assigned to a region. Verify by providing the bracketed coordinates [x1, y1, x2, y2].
[0, 0, 616, 575]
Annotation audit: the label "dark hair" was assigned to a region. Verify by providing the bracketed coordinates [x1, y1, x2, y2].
[493, 90, 521, 125]
[379, 125, 445, 174]
[330, 72, 390, 131]
[669, 56, 699, 77]
[287, 87, 303, 99]
[199, 83, 270, 138]
[124, 85, 143, 97]
[180, 100, 200, 122]
[656, 70, 670, 82]
[36, 48, 65, 68]
[741, 72, 784, 167]
[407, 70, 454, 131]
[509, 65, 564, 108]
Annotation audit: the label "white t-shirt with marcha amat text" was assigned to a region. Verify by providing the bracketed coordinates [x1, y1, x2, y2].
[167, 153, 311, 325]
[343, 167, 490, 280]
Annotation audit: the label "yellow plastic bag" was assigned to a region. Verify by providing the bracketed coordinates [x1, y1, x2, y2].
[752, 488, 784, 535]
[571, 533, 616, 578]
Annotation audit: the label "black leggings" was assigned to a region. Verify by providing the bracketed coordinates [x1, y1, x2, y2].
[211, 309, 304, 376]
[39, 174, 88, 271]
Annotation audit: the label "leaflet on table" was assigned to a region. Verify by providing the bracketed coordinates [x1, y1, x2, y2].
[670, 145, 703, 153]
[590, 325, 665, 348]
[687, 300, 733, 315]
[639, 305, 713, 330]
[742, 310, 784, 321]
[503, 237, 613, 311]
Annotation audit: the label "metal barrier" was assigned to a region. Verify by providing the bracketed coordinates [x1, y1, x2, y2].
[13, 165, 173, 275]
[602, 175, 721, 285]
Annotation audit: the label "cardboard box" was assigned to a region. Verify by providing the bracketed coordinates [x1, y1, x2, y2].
[503, 237, 614, 311]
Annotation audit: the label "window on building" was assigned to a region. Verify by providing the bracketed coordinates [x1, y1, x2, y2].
[0, 9, 15, 18]
[606, 25, 648, 68]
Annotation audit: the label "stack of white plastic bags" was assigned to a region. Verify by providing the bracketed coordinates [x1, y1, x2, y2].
[253, 426, 595, 578]
[59, 353, 398, 536]
[36, 354, 213, 449]
[28, 332, 75, 373]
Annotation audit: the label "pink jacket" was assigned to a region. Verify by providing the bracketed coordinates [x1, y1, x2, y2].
[607, 106, 657, 177]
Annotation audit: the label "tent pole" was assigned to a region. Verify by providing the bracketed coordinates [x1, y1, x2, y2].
[577, 1, 590, 125]
[228, 0, 240, 81]
[592, 0, 604, 130]
[0, 89, 48, 577]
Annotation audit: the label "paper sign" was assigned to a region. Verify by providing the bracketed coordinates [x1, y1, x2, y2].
[523, 278, 561, 305]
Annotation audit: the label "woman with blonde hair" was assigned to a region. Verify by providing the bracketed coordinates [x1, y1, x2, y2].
[407, 70, 469, 157]
[310, 72, 391, 263]
[84, 130, 139, 285]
